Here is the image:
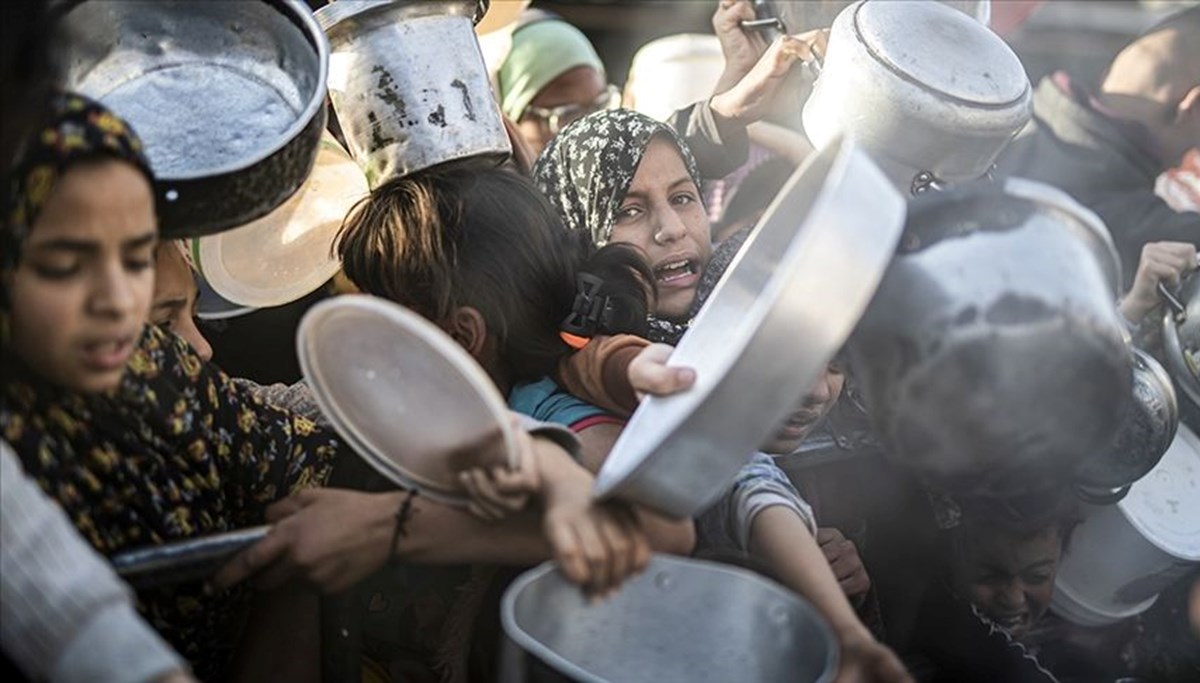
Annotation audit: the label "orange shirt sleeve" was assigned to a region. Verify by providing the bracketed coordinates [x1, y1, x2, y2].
[555, 334, 651, 417]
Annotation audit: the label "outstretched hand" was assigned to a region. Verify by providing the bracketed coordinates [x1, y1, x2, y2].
[1119, 241, 1198, 324]
[628, 343, 696, 401]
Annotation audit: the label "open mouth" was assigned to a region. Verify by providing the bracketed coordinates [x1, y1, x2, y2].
[992, 613, 1028, 633]
[81, 337, 135, 371]
[654, 258, 698, 286]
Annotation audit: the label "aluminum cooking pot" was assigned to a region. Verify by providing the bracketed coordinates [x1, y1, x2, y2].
[1161, 271, 1200, 408]
[802, 0, 1030, 194]
[316, 0, 511, 188]
[500, 555, 838, 683]
[849, 178, 1131, 498]
[56, 0, 329, 238]
[1074, 348, 1178, 492]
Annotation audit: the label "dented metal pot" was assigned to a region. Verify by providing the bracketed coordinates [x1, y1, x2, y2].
[849, 178, 1131, 498]
[316, 0, 510, 187]
[802, 0, 1031, 194]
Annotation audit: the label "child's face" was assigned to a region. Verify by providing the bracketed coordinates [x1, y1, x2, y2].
[954, 526, 1064, 639]
[150, 242, 212, 361]
[762, 363, 846, 455]
[6, 159, 156, 393]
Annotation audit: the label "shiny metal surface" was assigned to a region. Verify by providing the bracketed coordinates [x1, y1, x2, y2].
[57, 0, 329, 238]
[802, 0, 1031, 191]
[849, 178, 1131, 497]
[297, 296, 517, 504]
[500, 555, 838, 683]
[112, 526, 269, 590]
[1074, 348, 1178, 490]
[1161, 271, 1200, 407]
[316, 0, 510, 187]
[594, 138, 905, 518]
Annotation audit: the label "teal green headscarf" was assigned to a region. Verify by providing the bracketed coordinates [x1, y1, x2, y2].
[498, 15, 605, 121]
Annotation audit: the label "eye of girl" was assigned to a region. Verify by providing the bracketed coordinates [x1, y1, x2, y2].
[32, 262, 81, 280]
[670, 192, 696, 206]
[124, 258, 153, 273]
[615, 204, 643, 222]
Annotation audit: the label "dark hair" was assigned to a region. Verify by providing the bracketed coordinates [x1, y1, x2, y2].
[713, 156, 796, 240]
[949, 489, 1084, 558]
[336, 160, 653, 382]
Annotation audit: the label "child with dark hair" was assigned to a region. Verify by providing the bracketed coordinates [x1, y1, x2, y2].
[910, 491, 1086, 682]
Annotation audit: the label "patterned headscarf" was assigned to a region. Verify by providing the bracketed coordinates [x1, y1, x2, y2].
[2, 92, 154, 273]
[532, 108, 702, 247]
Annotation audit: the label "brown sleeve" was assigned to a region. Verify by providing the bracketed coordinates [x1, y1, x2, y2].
[556, 334, 651, 417]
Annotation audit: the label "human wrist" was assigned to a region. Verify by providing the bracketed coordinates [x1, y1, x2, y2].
[709, 91, 746, 127]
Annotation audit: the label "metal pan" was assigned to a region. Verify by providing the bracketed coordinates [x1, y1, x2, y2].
[297, 295, 518, 504]
[111, 526, 270, 590]
[500, 555, 838, 683]
[593, 137, 905, 518]
[56, 0, 329, 238]
[1074, 348, 1178, 491]
[1161, 272, 1200, 408]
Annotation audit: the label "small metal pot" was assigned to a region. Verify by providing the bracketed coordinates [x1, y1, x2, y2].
[849, 178, 1132, 498]
[1074, 348, 1178, 491]
[1160, 272, 1200, 407]
[316, 0, 511, 187]
[500, 555, 838, 683]
[802, 0, 1031, 194]
[56, 0, 330, 238]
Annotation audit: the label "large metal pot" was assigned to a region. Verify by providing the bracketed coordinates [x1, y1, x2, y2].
[849, 178, 1131, 498]
[594, 137, 905, 518]
[1052, 424, 1200, 627]
[56, 0, 329, 238]
[802, 0, 1031, 194]
[500, 555, 838, 683]
[1161, 271, 1200, 408]
[316, 0, 511, 187]
[1073, 348, 1178, 493]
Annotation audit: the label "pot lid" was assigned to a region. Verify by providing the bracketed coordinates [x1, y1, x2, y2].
[297, 296, 517, 503]
[1119, 423, 1200, 561]
[191, 133, 367, 308]
[853, 0, 1028, 107]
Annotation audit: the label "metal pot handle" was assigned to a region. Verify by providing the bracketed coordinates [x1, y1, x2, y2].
[1072, 482, 1132, 506]
[1158, 281, 1187, 322]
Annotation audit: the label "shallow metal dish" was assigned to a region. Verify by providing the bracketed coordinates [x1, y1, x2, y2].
[297, 295, 517, 504]
[56, 0, 329, 237]
[500, 554, 838, 683]
[594, 137, 905, 518]
[111, 526, 269, 590]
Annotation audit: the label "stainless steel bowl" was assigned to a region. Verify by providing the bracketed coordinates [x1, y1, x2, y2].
[500, 555, 838, 683]
[56, 0, 329, 238]
[593, 137, 905, 518]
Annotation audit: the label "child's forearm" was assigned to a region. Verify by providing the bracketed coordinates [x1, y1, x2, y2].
[748, 506, 874, 643]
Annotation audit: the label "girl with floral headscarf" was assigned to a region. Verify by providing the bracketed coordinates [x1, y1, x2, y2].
[534, 108, 912, 683]
[0, 93, 343, 680]
[534, 108, 711, 344]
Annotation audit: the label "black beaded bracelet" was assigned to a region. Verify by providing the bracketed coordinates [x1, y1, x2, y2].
[389, 489, 419, 566]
